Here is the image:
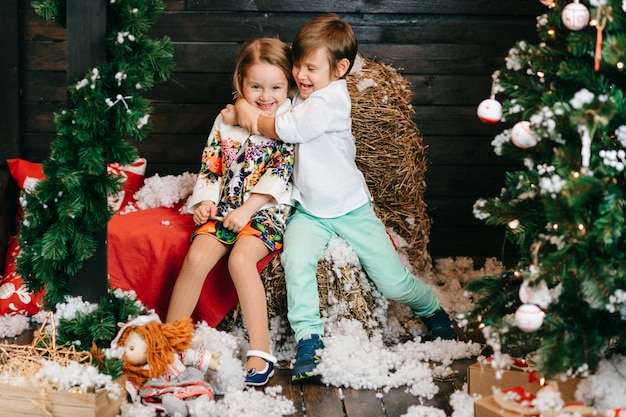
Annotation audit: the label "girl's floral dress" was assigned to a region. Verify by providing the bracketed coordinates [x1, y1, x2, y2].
[186, 100, 294, 251]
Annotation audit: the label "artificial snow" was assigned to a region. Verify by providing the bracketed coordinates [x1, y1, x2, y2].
[401, 404, 447, 417]
[0, 313, 29, 338]
[575, 355, 626, 414]
[121, 172, 197, 213]
[35, 360, 122, 399]
[449, 387, 477, 417]
[4, 172, 625, 416]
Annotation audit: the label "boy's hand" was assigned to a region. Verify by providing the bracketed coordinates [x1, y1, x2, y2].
[193, 201, 217, 225]
[234, 98, 261, 134]
[220, 104, 238, 125]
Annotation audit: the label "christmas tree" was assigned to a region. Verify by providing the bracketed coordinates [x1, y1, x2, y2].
[17, 0, 174, 308]
[467, 0, 626, 379]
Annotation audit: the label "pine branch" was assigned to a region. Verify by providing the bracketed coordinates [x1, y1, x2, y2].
[17, 0, 174, 309]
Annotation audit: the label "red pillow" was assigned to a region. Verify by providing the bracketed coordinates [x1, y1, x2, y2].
[0, 236, 43, 315]
[7, 157, 147, 212]
[7, 158, 45, 188]
[2, 158, 147, 316]
[107, 158, 147, 211]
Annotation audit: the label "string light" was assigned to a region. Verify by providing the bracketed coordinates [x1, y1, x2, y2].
[508, 219, 521, 229]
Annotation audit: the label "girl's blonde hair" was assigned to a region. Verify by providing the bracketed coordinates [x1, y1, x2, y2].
[232, 37, 296, 99]
[291, 13, 358, 79]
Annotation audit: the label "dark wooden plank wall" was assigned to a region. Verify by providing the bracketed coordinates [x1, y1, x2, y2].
[7, 0, 543, 264]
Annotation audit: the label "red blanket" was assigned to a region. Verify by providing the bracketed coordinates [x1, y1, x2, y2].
[107, 206, 276, 326]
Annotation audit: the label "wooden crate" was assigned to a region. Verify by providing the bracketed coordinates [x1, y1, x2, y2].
[0, 378, 125, 417]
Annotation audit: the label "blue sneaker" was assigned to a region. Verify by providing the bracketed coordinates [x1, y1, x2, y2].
[244, 350, 277, 386]
[421, 309, 458, 341]
[292, 334, 324, 381]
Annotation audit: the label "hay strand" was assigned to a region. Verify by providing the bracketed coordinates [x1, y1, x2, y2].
[0, 313, 92, 379]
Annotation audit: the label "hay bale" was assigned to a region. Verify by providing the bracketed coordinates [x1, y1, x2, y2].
[219, 57, 430, 332]
[348, 55, 431, 271]
[220, 248, 385, 333]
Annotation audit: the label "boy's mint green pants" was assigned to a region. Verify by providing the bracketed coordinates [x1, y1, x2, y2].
[281, 202, 441, 342]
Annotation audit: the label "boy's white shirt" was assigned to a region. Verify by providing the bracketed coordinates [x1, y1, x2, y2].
[275, 79, 371, 218]
[187, 100, 293, 213]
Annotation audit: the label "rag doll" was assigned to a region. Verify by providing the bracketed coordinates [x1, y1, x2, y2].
[110, 314, 221, 416]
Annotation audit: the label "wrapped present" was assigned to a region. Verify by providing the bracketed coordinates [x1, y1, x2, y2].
[474, 380, 600, 417]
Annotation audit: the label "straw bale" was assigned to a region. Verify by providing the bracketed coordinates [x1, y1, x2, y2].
[219, 250, 383, 333]
[348, 55, 430, 271]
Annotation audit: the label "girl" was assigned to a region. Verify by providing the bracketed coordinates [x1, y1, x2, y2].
[166, 37, 296, 386]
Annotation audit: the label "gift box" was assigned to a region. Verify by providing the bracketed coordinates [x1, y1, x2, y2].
[468, 360, 538, 397]
[474, 379, 600, 417]
[0, 378, 125, 417]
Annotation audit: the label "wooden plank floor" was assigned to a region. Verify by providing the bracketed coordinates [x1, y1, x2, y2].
[2, 327, 482, 417]
[260, 357, 476, 417]
[253, 328, 483, 417]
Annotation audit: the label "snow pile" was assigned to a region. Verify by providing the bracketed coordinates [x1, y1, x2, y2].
[196, 386, 296, 417]
[0, 314, 30, 338]
[575, 355, 626, 414]
[317, 318, 482, 397]
[121, 172, 197, 213]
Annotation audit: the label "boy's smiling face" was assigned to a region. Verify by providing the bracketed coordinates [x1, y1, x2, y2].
[292, 47, 339, 99]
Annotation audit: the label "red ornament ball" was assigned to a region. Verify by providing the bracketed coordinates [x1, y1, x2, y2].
[562, 2, 589, 31]
[514, 304, 545, 332]
[539, 0, 553, 6]
[511, 121, 538, 148]
[477, 99, 503, 124]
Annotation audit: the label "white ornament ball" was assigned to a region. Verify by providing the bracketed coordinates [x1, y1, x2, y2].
[511, 121, 538, 148]
[477, 99, 503, 124]
[515, 304, 545, 332]
[562, 2, 590, 31]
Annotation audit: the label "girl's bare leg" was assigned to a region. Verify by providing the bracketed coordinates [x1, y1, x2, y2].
[166, 235, 229, 322]
[228, 236, 271, 371]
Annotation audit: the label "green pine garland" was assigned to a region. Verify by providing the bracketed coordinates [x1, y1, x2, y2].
[52, 289, 148, 377]
[17, 0, 174, 309]
[466, 0, 626, 378]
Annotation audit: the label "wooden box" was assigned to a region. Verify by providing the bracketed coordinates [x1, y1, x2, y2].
[0, 378, 125, 417]
[468, 361, 536, 397]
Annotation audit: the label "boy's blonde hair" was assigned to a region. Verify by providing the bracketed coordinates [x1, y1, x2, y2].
[292, 13, 358, 79]
[232, 37, 296, 99]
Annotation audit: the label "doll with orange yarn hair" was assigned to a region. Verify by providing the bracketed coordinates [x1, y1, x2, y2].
[110, 314, 221, 416]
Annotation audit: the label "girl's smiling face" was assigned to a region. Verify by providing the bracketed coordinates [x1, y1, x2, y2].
[292, 47, 339, 99]
[241, 61, 290, 116]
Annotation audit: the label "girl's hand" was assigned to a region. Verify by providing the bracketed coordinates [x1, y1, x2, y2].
[220, 104, 238, 125]
[221, 206, 253, 233]
[193, 201, 217, 225]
